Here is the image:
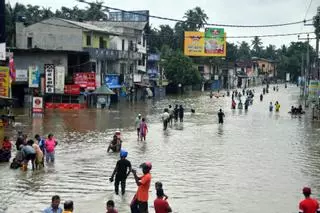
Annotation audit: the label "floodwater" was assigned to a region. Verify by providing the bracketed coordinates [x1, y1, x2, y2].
[0, 84, 320, 213]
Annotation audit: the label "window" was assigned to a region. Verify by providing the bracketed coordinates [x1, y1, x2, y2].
[122, 39, 125, 51]
[86, 35, 91, 46]
[143, 35, 146, 47]
[27, 37, 32, 48]
[129, 40, 133, 51]
[99, 37, 105, 48]
[142, 54, 146, 66]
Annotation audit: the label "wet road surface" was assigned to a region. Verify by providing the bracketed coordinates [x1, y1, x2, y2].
[0, 84, 320, 213]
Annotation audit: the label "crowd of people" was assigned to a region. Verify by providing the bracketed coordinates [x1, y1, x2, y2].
[0, 131, 58, 170]
[161, 105, 185, 130]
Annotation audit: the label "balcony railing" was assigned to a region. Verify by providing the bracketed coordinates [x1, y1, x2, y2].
[83, 47, 142, 60]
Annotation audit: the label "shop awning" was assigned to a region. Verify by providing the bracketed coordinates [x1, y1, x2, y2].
[92, 85, 115, 95]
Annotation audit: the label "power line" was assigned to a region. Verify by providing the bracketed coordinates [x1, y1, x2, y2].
[78, 0, 313, 28]
[35, 20, 314, 39]
[304, 0, 314, 21]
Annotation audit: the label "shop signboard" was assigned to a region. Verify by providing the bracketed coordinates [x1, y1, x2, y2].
[105, 75, 121, 89]
[28, 66, 40, 88]
[73, 72, 96, 90]
[15, 69, 28, 82]
[64, 84, 80, 95]
[32, 97, 43, 113]
[45, 64, 55, 94]
[55, 66, 65, 94]
[0, 66, 9, 97]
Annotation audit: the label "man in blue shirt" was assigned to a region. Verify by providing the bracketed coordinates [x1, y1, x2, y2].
[43, 195, 63, 213]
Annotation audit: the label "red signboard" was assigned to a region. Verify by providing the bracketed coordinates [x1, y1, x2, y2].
[64, 84, 81, 95]
[73, 72, 96, 90]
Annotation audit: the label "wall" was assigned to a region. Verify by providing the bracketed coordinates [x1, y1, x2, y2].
[82, 32, 110, 48]
[16, 19, 83, 51]
[14, 52, 68, 75]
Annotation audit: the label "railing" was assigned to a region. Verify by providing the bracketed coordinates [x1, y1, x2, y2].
[83, 47, 141, 60]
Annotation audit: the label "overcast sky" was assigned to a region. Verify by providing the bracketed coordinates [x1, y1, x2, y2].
[6, 0, 320, 48]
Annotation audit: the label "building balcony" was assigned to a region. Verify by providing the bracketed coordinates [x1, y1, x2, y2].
[83, 47, 142, 61]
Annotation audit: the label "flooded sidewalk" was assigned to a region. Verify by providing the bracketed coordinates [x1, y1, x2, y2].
[0, 85, 320, 213]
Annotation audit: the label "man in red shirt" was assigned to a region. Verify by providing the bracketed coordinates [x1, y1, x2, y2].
[299, 187, 320, 213]
[154, 189, 172, 213]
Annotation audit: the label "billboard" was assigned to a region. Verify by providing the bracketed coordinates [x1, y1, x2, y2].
[0, 66, 9, 97]
[45, 64, 55, 94]
[73, 72, 96, 90]
[184, 28, 226, 57]
[32, 97, 43, 113]
[105, 74, 121, 89]
[28, 66, 40, 88]
[55, 66, 65, 94]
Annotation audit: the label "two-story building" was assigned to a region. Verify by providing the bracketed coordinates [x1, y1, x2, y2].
[14, 17, 148, 107]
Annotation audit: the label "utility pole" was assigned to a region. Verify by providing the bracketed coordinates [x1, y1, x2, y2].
[298, 34, 311, 107]
[301, 53, 304, 96]
[314, 7, 320, 79]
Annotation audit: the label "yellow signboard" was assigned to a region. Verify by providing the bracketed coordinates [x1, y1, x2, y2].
[184, 29, 226, 57]
[0, 67, 9, 97]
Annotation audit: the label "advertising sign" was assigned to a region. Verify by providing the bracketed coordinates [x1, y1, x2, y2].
[15, 69, 28, 82]
[55, 66, 65, 94]
[28, 66, 40, 88]
[204, 28, 225, 55]
[45, 64, 55, 94]
[64, 84, 80, 95]
[73, 72, 96, 90]
[184, 30, 226, 57]
[0, 43, 5, 61]
[308, 80, 319, 101]
[0, 66, 9, 97]
[32, 97, 43, 113]
[105, 75, 121, 89]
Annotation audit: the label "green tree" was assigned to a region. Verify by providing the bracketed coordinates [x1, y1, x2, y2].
[183, 7, 208, 31]
[238, 41, 251, 60]
[226, 42, 238, 61]
[251, 36, 262, 57]
[161, 51, 201, 86]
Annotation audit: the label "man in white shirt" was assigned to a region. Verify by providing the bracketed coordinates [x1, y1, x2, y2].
[162, 109, 170, 130]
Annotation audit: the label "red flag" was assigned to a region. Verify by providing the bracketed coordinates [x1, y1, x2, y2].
[9, 57, 16, 81]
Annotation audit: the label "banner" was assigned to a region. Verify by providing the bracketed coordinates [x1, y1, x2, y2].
[286, 73, 290, 82]
[0, 66, 9, 97]
[73, 72, 96, 90]
[64, 84, 80, 95]
[15, 69, 28, 82]
[45, 64, 55, 94]
[28, 66, 40, 88]
[184, 29, 226, 57]
[0, 43, 5, 61]
[55, 66, 65, 94]
[105, 75, 121, 89]
[32, 97, 43, 113]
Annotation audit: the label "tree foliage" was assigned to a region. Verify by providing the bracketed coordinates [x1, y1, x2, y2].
[161, 51, 201, 86]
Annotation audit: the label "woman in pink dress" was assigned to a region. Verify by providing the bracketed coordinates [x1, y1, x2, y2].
[139, 118, 148, 141]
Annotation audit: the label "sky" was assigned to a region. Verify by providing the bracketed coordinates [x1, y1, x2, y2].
[6, 0, 320, 49]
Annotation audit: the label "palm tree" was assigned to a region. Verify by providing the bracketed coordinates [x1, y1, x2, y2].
[238, 41, 251, 60]
[251, 36, 262, 57]
[183, 7, 208, 31]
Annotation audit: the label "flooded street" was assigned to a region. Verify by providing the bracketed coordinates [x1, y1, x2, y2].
[1, 85, 320, 213]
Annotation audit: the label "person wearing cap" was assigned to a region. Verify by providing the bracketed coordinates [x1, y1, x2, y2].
[131, 162, 152, 213]
[62, 200, 73, 213]
[299, 187, 320, 213]
[110, 149, 131, 195]
[135, 114, 142, 140]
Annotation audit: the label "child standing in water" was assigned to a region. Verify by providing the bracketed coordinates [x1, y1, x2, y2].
[155, 181, 168, 200]
[139, 118, 148, 141]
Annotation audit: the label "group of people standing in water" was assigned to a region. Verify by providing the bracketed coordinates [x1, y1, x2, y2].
[0, 131, 58, 171]
[162, 105, 185, 130]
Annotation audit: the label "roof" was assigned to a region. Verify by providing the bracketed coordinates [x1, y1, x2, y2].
[251, 57, 275, 63]
[59, 18, 120, 35]
[89, 21, 148, 31]
[92, 85, 115, 95]
[38, 18, 120, 36]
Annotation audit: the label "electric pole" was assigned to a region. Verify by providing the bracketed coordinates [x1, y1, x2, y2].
[314, 7, 320, 79]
